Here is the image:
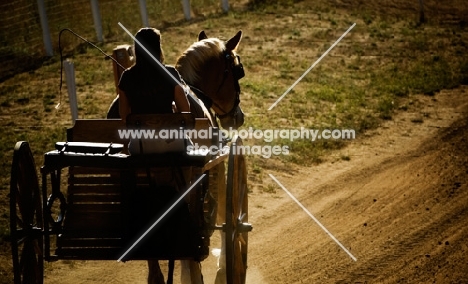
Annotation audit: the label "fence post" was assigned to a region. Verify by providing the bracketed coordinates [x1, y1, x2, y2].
[418, 0, 425, 23]
[181, 0, 191, 20]
[90, 0, 104, 42]
[138, 0, 149, 27]
[36, 0, 53, 56]
[64, 60, 78, 124]
[221, 0, 229, 12]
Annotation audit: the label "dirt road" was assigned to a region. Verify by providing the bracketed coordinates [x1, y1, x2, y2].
[40, 86, 468, 283]
[247, 87, 468, 283]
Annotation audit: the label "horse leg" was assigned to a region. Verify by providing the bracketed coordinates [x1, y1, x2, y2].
[181, 260, 203, 284]
[147, 260, 165, 284]
[218, 161, 227, 268]
[214, 162, 227, 284]
[190, 261, 203, 284]
[213, 231, 227, 284]
[181, 260, 191, 284]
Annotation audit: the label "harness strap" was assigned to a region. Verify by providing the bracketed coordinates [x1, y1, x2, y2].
[188, 85, 213, 109]
[188, 84, 239, 120]
[215, 94, 240, 120]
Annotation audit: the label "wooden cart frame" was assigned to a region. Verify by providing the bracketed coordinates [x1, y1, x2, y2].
[10, 114, 251, 284]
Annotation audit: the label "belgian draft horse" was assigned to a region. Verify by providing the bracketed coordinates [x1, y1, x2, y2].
[174, 30, 244, 284]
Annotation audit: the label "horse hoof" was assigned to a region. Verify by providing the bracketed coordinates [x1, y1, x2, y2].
[214, 268, 227, 284]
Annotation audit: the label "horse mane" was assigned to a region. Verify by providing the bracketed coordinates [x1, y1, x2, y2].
[175, 38, 226, 85]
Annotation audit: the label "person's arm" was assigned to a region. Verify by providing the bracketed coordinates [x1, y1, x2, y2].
[118, 89, 131, 122]
[174, 85, 190, 113]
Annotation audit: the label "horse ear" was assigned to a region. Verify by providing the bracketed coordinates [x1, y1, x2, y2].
[198, 31, 208, 41]
[226, 30, 242, 51]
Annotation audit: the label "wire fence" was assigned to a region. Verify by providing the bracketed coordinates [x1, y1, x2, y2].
[0, 0, 238, 82]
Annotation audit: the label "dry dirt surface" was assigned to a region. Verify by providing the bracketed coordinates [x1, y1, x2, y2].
[36, 86, 468, 284]
[248, 87, 468, 283]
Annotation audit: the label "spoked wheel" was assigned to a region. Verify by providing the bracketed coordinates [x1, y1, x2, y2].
[225, 136, 252, 284]
[10, 141, 44, 284]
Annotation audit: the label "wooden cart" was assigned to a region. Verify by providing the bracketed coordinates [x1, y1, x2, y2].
[10, 113, 251, 284]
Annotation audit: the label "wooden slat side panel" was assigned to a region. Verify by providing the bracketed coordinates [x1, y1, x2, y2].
[68, 194, 121, 203]
[65, 203, 121, 213]
[67, 119, 126, 144]
[60, 229, 122, 239]
[68, 185, 121, 194]
[69, 167, 123, 175]
[63, 211, 121, 230]
[68, 176, 122, 185]
[67, 168, 123, 205]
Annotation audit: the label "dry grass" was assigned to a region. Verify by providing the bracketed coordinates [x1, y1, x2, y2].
[0, 0, 467, 282]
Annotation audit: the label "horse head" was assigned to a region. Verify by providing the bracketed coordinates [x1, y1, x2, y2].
[176, 30, 245, 129]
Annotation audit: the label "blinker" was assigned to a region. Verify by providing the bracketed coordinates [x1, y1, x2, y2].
[233, 55, 245, 80]
[226, 54, 245, 81]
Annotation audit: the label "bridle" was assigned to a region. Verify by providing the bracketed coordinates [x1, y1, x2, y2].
[211, 52, 245, 120]
[187, 51, 244, 122]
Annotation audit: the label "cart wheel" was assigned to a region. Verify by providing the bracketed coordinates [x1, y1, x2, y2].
[225, 136, 252, 284]
[10, 141, 44, 284]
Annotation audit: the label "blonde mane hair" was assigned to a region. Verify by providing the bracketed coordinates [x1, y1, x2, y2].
[176, 38, 226, 85]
